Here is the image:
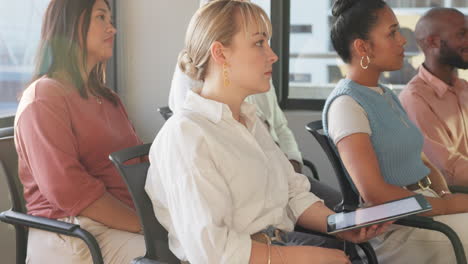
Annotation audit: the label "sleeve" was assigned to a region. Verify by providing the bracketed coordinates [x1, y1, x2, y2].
[168, 64, 203, 113]
[399, 91, 468, 185]
[287, 169, 323, 222]
[267, 86, 303, 164]
[15, 96, 106, 216]
[327, 95, 372, 144]
[146, 121, 252, 264]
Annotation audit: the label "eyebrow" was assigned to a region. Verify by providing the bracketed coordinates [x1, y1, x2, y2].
[251, 32, 268, 37]
[96, 8, 110, 13]
[389, 23, 399, 29]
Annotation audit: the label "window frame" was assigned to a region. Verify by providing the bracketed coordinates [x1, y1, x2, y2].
[271, 0, 325, 111]
[272, 0, 468, 111]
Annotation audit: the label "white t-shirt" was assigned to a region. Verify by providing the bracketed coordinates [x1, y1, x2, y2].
[327, 86, 384, 144]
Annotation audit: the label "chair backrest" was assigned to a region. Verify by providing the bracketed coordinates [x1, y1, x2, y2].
[0, 127, 28, 263]
[0, 128, 26, 213]
[109, 144, 179, 263]
[305, 120, 359, 212]
[157, 107, 173, 121]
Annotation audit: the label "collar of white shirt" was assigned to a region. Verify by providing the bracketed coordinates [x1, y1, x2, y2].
[182, 89, 259, 129]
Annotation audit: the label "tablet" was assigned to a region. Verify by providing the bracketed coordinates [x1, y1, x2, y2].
[327, 194, 432, 234]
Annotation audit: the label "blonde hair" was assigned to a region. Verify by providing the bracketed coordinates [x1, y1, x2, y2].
[178, 0, 272, 81]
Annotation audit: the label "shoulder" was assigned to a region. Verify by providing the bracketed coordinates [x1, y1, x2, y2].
[156, 111, 211, 149]
[402, 74, 427, 95]
[20, 77, 76, 109]
[399, 76, 427, 103]
[16, 78, 73, 122]
[329, 95, 366, 118]
[330, 95, 360, 109]
[31, 77, 74, 99]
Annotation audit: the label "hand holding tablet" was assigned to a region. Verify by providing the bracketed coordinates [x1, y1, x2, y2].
[327, 194, 431, 234]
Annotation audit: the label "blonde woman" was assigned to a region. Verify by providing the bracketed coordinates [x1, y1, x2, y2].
[145, 1, 390, 263]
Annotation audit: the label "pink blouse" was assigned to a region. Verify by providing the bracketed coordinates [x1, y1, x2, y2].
[14, 77, 142, 219]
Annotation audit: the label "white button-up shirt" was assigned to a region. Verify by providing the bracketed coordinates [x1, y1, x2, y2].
[146, 91, 321, 264]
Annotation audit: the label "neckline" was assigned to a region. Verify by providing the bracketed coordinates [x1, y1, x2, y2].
[345, 78, 385, 95]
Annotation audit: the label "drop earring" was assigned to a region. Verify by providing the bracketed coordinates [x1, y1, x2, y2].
[223, 62, 230, 87]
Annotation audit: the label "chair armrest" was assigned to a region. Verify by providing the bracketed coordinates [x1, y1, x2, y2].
[0, 210, 104, 264]
[302, 159, 319, 181]
[449, 185, 468, 194]
[294, 226, 378, 263]
[294, 225, 335, 239]
[396, 215, 466, 264]
[131, 256, 168, 264]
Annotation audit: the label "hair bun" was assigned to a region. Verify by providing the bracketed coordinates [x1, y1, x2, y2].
[178, 49, 202, 81]
[331, 0, 359, 17]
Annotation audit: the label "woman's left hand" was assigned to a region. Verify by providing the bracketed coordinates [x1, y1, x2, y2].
[335, 221, 394, 243]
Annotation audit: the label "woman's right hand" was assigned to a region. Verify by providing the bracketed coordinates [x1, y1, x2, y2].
[282, 246, 351, 264]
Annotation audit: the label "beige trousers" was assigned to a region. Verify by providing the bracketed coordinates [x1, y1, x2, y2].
[370, 189, 468, 264]
[26, 216, 145, 264]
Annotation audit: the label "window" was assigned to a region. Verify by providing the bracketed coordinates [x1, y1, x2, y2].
[0, 0, 117, 127]
[0, 1, 49, 124]
[275, 0, 468, 110]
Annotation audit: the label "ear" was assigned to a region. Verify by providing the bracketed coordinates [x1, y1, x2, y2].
[210, 41, 227, 66]
[426, 34, 441, 49]
[352, 38, 371, 57]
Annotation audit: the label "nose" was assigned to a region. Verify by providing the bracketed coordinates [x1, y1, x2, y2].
[107, 21, 117, 35]
[268, 45, 278, 64]
[400, 33, 407, 47]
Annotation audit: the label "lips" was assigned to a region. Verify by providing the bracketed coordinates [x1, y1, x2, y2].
[104, 36, 114, 44]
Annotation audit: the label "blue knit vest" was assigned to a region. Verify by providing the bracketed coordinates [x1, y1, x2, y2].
[322, 79, 429, 187]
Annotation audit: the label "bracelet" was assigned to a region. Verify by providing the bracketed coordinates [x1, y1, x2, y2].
[274, 246, 286, 264]
[262, 233, 271, 264]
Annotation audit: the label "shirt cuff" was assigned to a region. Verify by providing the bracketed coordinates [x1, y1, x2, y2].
[288, 192, 323, 223]
[285, 151, 303, 165]
[223, 232, 252, 264]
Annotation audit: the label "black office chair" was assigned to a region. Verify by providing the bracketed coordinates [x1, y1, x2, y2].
[109, 143, 178, 264]
[111, 142, 376, 263]
[306, 120, 467, 264]
[0, 127, 104, 264]
[157, 106, 173, 121]
[157, 106, 320, 181]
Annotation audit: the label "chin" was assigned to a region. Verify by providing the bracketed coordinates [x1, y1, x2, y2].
[100, 54, 113, 62]
[388, 63, 403, 72]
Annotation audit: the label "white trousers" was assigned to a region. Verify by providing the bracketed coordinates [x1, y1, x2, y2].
[370, 189, 468, 264]
[26, 216, 146, 264]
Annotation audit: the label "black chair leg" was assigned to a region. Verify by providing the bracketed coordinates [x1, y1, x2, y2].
[15, 225, 27, 264]
[357, 242, 379, 264]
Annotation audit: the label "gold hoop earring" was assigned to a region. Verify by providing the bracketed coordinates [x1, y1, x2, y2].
[360, 55, 370, 70]
[223, 62, 230, 87]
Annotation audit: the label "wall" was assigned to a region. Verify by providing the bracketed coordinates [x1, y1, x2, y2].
[116, 0, 199, 143]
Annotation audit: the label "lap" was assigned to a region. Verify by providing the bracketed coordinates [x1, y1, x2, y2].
[27, 216, 145, 264]
[370, 188, 468, 263]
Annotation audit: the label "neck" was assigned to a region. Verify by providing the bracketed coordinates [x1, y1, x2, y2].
[201, 76, 247, 123]
[423, 57, 456, 86]
[347, 65, 381, 87]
